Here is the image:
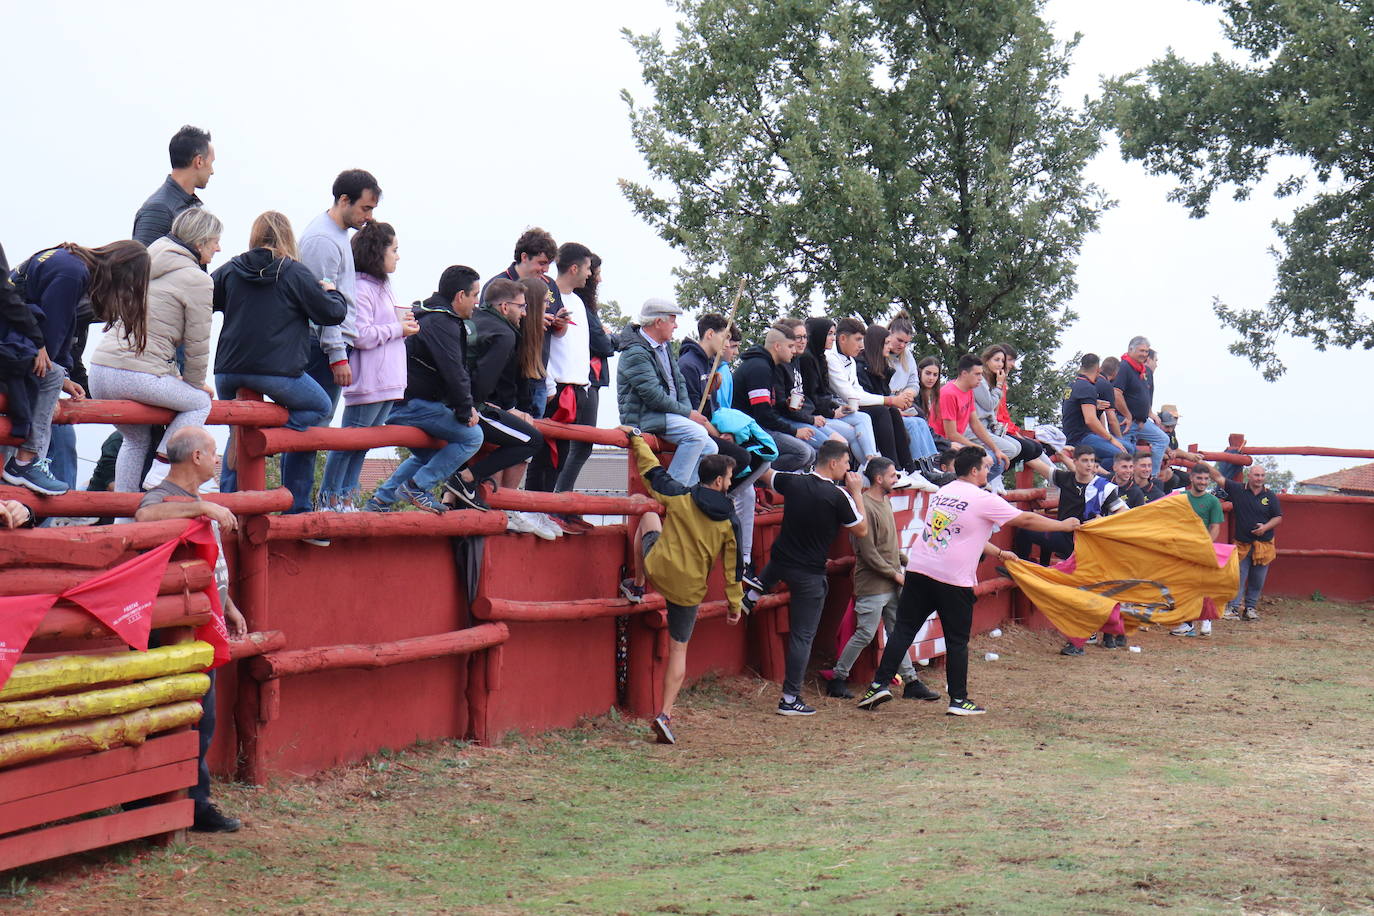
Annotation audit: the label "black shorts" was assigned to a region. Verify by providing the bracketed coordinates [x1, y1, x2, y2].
[642, 530, 699, 643]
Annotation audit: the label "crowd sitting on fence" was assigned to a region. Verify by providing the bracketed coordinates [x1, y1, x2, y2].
[0, 124, 1286, 754]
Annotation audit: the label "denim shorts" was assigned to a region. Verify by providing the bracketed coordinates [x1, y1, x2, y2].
[642, 530, 700, 643]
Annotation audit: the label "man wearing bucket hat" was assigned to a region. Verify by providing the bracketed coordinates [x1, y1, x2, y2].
[616, 297, 719, 486]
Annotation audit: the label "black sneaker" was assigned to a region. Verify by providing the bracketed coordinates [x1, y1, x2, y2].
[826, 678, 854, 699]
[651, 713, 676, 745]
[619, 579, 644, 603]
[741, 563, 765, 593]
[1060, 642, 1085, 656]
[776, 697, 817, 716]
[947, 698, 986, 716]
[902, 679, 941, 701]
[192, 803, 242, 833]
[1114, 634, 1129, 650]
[741, 590, 759, 616]
[856, 684, 892, 711]
[443, 476, 488, 511]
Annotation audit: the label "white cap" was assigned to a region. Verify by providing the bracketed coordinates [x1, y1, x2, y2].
[638, 297, 683, 323]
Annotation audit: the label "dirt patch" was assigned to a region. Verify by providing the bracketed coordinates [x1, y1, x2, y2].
[5, 597, 1374, 914]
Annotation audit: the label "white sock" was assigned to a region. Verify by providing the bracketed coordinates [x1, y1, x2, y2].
[782, 693, 797, 704]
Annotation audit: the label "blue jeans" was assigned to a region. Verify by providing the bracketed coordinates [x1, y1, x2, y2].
[48, 423, 78, 487]
[1075, 432, 1124, 468]
[216, 372, 333, 512]
[1228, 548, 1271, 609]
[900, 416, 938, 459]
[660, 412, 718, 486]
[373, 399, 484, 504]
[1126, 419, 1169, 475]
[829, 411, 877, 461]
[318, 400, 395, 505]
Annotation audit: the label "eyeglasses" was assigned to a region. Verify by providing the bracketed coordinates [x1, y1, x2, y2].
[497, 300, 526, 309]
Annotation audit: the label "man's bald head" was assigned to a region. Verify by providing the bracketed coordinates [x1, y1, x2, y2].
[166, 427, 215, 466]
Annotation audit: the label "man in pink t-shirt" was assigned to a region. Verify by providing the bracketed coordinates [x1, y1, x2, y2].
[856, 446, 1079, 716]
[929, 354, 1008, 470]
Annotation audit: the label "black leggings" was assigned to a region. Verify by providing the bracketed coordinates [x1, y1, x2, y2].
[463, 407, 545, 482]
[873, 572, 975, 701]
[526, 383, 595, 492]
[861, 405, 912, 469]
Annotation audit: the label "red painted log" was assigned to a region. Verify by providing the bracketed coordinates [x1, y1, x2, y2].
[473, 595, 654, 622]
[0, 486, 290, 519]
[1192, 450, 1253, 466]
[1278, 494, 1374, 506]
[33, 592, 212, 640]
[1240, 446, 1374, 459]
[641, 592, 790, 629]
[531, 420, 664, 451]
[485, 489, 663, 517]
[242, 424, 442, 457]
[0, 397, 287, 439]
[1002, 487, 1049, 503]
[243, 508, 509, 544]
[227, 630, 287, 661]
[974, 576, 1015, 597]
[249, 623, 510, 680]
[1275, 549, 1374, 560]
[0, 559, 213, 597]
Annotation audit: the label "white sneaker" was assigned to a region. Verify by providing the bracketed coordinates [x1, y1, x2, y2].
[1169, 623, 1194, 637]
[142, 459, 170, 491]
[1199, 620, 1212, 636]
[505, 511, 538, 535]
[526, 512, 560, 541]
[901, 470, 939, 493]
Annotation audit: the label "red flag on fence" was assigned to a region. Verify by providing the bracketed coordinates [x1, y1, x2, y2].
[0, 517, 229, 691]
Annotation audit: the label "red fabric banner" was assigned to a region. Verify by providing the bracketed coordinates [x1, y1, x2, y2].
[0, 594, 61, 687]
[0, 517, 228, 691]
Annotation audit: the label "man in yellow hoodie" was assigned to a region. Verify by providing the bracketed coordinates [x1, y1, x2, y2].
[619, 426, 743, 745]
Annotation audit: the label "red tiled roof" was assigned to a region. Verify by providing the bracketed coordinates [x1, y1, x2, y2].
[1298, 461, 1374, 495]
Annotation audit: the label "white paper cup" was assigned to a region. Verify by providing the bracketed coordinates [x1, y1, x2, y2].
[789, 392, 803, 410]
[984, 652, 999, 661]
[989, 628, 1002, 638]
[846, 397, 859, 413]
[1128, 645, 1142, 653]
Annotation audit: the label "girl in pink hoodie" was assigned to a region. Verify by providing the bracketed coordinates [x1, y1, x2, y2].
[318, 222, 418, 509]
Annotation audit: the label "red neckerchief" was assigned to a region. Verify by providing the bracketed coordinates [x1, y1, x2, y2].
[1121, 354, 1148, 379]
[545, 384, 579, 466]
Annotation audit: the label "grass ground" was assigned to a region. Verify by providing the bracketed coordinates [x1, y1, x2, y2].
[5, 596, 1374, 915]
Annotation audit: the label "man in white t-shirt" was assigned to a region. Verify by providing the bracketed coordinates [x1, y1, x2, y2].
[526, 242, 596, 505]
[857, 446, 1079, 716]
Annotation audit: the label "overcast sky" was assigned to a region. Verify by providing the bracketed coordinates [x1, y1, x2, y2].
[3, 0, 1362, 483]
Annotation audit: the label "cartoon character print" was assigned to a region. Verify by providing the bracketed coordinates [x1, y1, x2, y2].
[922, 506, 959, 551]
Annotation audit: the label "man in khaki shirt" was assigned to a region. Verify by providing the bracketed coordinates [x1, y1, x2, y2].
[826, 457, 940, 702]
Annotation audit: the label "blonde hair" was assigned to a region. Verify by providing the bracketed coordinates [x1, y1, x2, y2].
[248, 211, 298, 261]
[171, 207, 223, 250]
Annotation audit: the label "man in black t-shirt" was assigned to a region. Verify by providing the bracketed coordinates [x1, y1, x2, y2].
[1060, 353, 1128, 466]
[1203, 461, 1283, 620]
[1104, 453, 1146, 509]
[1134, 454, 1167, 502]
[745, 439, 867, 717]
[1015, 450, 1127, 568]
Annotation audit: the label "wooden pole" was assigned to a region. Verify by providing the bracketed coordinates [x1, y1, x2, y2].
[0, 702, 204, 768]
[697, 277, 748, 415]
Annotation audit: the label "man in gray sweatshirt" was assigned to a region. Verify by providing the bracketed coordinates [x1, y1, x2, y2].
[296, 169, 381, 510]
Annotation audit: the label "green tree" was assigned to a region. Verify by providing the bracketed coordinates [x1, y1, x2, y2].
[1103, 0, 1374, 380]
[620, 0, 1109, 421]
[1256, 455, 1294, 493]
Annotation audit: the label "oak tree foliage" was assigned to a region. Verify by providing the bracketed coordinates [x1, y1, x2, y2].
[620, 0, 1108, 420]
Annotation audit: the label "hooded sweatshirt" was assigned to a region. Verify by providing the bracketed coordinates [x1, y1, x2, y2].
[468, 302, 522, 408]
[731, 344, 799, 434]
[212, 249, 347, 377]
[400, 293, 475, 421]
[343, 273, 407, 406]
[630, 435, 743, 613]
[93, 236, 212, 385]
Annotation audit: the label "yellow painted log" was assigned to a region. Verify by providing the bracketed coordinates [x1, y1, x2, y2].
[0, 642, 213, 701]
[0, 701, 203, 769]
[0, 673, 210, 730]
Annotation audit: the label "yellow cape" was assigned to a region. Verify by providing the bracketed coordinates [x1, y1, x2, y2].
[1005, 495, 1239, 639]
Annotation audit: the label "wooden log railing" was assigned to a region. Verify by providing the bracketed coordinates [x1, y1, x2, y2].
[0, 486, 292, 519]
[249, 623, 509, 681]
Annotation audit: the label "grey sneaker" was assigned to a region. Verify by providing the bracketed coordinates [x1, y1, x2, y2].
[398, 482, 447, 515]
[3, 457, 68, 496]
[1242, 606, 1259, 621]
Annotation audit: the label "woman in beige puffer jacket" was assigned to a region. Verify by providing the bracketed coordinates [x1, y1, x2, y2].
[90, 208, 221, 491]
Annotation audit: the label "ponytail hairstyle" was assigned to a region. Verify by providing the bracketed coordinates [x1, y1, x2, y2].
[517, 276, 549, 380]
[63, 241, 151, 354]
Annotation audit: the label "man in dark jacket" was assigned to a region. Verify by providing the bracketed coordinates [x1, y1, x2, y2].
[731, 329, 821, 472]
[0, 243, 43, 454]
[616, 298, 718, 486]
[447, 276, 546, 516]
[132, 126, 214, 246]
[366, 267, 485, 514]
